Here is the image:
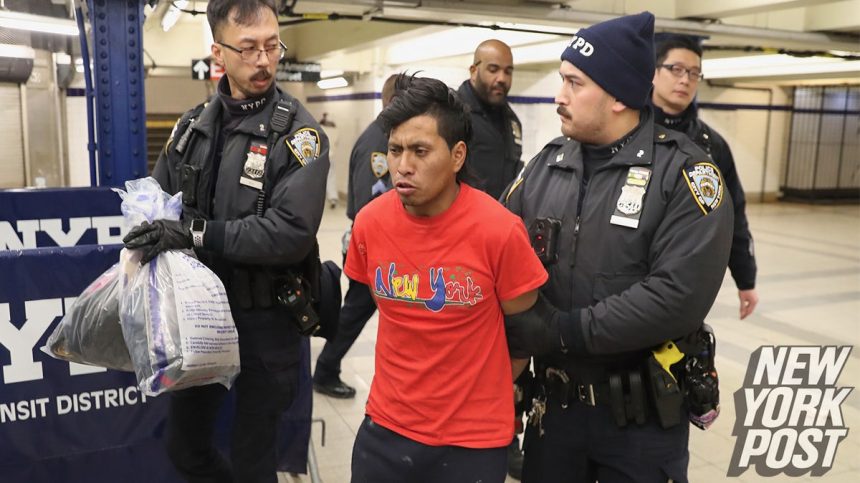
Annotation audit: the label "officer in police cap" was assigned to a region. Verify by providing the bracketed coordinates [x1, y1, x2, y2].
[122, 0, 329, 481]
[502, 11, 733, 482]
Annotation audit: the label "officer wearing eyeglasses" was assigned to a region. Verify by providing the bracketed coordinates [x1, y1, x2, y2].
[651, 35, 759, 320]
[122, 1, 329, 482]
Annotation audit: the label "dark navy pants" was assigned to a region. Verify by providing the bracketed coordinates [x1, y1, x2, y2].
[351, 416, 508, 483]
[522, 399, 689, 483]
[314, 278, 377, 382]
[166, 306, 300, 483]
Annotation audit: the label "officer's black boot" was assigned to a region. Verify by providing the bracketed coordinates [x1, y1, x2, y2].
[312, 369, 357, 399]
[507, 435, 524, 480]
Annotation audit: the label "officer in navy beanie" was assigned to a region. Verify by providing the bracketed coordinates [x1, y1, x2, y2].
[561, 11, 655, 109]
[501, 9, 733, 483]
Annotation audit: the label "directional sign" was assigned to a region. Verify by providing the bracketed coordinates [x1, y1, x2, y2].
[276, 60, 321, 83]
[191, 58, 210, 80]
[210, 61, 224, 82]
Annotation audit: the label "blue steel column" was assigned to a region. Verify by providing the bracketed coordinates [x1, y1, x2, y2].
[88, 0, 147, 187]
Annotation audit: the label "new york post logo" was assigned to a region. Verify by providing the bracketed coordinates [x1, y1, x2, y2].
[728, 346, 853, 477]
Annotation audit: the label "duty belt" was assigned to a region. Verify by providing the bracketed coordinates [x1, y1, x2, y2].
[544, 367, 611, 408]
[544, 366, 650, 427]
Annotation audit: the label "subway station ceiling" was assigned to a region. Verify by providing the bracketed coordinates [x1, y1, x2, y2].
[137, 0, 860, 82]
[5, 1, 858, 83]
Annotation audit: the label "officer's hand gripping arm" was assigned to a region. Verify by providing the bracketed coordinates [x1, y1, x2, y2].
[504, 293, 586, 359]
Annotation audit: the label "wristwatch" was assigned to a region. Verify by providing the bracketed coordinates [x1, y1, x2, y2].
[190, 219, 206, 248]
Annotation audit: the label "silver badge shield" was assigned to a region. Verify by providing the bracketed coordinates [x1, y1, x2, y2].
[616, 185, 645, 215]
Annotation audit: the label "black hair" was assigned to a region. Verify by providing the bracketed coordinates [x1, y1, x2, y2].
[655, 35, 703, 65]
[378, 73, 475, 183]
[207, 0, 277, 39]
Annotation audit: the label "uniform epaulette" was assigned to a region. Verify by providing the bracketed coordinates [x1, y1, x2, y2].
[547, 135, 570, 147]
[654, 129, 672, 143]
[165, 102, 207, 153]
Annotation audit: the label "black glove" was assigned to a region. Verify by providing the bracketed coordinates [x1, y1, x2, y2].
[504, 294, 582, 358]
[123, 219, 193, 264]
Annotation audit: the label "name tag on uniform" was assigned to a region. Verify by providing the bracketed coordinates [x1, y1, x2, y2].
[240, 142, 267, 190]
[610, 166, 651, 229]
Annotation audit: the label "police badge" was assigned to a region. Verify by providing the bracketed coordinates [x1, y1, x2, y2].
[610, 166, 652, 229]
[240, 143, 267, 189]
[370, 152, 388, 178]
[286, 128, 321, 166]
[511, 120, 522, 146]
[683, 162, 724, 215]
[617, 185, 645, 215]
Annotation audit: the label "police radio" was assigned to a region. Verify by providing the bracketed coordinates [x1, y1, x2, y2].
[528, 218, 561, 265]
[685, 324, 720, 430]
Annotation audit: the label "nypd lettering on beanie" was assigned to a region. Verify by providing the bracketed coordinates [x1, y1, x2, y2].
[566, 34, 594, 57]
[560, 11, 655, 110]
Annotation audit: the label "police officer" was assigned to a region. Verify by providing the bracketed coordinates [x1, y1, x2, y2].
[502, 12, 733, 482]
[122, 1, 329, 482]
[651, 34, 759, 319]
[313, 74, 399, 398]
[457, 39, 523, 200]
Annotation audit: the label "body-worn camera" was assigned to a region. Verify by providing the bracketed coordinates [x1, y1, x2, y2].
[275, 272, 320, 336]
[528, 218, 562, 265]
[685, 324, 720, 430]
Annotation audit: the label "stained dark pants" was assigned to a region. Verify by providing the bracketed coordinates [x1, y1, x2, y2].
[351, 416, 508, 483]
[314, 278, 376, 382]
[522, 399, 690, 483]
[166, 306, 300, 483]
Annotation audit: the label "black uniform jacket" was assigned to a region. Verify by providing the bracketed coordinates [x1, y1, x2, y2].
[346, 119, 390, 221]
[654, 102, 757, 290]
[153, 86, 329, 268]
[458, 80, 523, 199]
[504, 109, 733, 370]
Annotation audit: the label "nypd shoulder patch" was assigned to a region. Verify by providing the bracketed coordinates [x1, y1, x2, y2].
[683, 162, 724, 215]
[286, 127, 321, 167]
[370, 152, 388, 178]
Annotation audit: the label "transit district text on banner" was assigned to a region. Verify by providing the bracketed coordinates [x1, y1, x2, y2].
[0, 187, 312, 482]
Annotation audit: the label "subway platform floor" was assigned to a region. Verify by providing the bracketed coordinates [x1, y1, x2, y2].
[280, 200, 860, 483]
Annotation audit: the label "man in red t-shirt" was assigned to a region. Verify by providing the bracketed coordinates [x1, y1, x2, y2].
[345, 74, 547, 483]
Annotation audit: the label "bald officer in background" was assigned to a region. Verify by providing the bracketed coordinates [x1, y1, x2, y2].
[457, 40, 524, 201]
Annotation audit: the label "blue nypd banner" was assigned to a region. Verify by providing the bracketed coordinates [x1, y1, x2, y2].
[0, 187, 125, 250]
[0, 244, 178, 482]
[0, 188, 311, 481]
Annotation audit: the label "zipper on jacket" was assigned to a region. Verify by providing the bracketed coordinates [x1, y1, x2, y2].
[570, 174, 587, 267]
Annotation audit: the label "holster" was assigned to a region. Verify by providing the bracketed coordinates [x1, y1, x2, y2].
[644, 355, 684, 429]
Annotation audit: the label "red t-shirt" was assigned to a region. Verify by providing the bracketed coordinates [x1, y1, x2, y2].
[344, 183, 548, 448]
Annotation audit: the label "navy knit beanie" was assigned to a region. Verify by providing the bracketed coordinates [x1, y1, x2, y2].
[560, 11, 655, 110]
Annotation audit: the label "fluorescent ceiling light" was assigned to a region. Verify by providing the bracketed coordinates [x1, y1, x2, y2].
[317, 76, 349, 89]
[161, 0, 188, 32]
[0, 43, 36, 60]
[320, 69, 344, 79]
[703, 54, 859, 79]
[385, 27, 557, 65]
[0, 10, 79, 36]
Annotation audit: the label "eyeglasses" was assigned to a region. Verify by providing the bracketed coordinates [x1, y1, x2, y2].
[659, 63, 704, 81]
[217, 40, 287, 63]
